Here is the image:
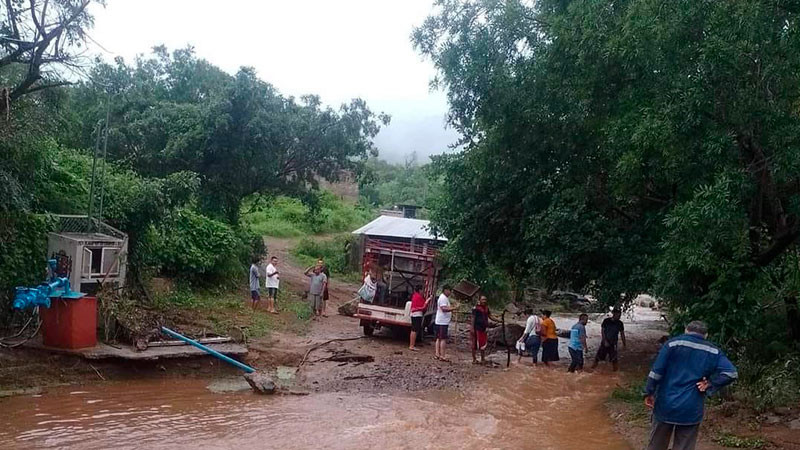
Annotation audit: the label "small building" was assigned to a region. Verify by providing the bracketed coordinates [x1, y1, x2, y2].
[47, 215, 127, 295]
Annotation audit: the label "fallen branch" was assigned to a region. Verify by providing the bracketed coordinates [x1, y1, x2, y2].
[298, 336, 366, 367]
[88, 363, 106, 381]
[325, 354, 374, 363]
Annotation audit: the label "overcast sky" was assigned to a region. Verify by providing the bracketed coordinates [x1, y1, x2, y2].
[86, 0, 459, 163]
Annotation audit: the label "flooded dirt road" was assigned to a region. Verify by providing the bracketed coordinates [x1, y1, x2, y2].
[1, 366, 629, 450]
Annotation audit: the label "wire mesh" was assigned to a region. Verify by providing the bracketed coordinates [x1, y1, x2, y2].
[52, 215, 126, 240]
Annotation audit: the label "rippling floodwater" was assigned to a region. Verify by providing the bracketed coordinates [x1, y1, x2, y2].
[0, 366, 630, 449]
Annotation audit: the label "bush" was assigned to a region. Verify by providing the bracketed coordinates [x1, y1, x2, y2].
[241, 191, 373, 238]
[153, 209, 264, 284]
[291, 235, 355, 274]
[734, 352, 800, 411]
[0, 214, 55, 318]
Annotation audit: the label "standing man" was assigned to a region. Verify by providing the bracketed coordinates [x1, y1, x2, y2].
[519, 308, 542, 364]
[592, 308, 627, 371]
[249, 257, 261, 309]
[644, 320, 738, 450]
[317, 258, 331, 317]
[434, 284, 455, 361]
[567, 313, 589, 373]
[540, 310, 560, 365]
[471, 295, 499, 364]
[304, 264, 328, 319]
[409, 285, 428, 351]
[265, 256, 280, 314]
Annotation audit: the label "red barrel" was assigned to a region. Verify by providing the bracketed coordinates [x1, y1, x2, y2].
[40, 296, 97, 349]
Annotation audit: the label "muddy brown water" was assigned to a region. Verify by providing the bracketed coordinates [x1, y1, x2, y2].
[0, 365, 630, 450]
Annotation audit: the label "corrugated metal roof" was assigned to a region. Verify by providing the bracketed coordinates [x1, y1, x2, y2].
[352, 215, 447, 241]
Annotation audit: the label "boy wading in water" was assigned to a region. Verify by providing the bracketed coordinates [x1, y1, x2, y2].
[249, 257, 261, 309]
[304, 264, 328, 319]
[471, 295, 499, 364]
[568, 313, 589, 372]
[265, 256, 279, 314]
[434, 285, 455, 361]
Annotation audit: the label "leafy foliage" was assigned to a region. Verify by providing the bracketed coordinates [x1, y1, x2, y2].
[65, 47, 389, 223]
[358, 155, 433, 210]
[415, 0, 800, 346]
[241, 191, 373, 238]
[0, 214, 55, 319]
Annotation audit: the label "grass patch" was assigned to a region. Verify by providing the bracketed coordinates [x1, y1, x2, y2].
[609, 379, 650, 425]
[714, 433, 766, 449]
[153, 283, 311, 339]
[241, 192, 374, 238]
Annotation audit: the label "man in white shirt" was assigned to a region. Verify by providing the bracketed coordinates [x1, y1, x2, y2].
[265, 256, 280, 314]
[434, 285, 455, 361]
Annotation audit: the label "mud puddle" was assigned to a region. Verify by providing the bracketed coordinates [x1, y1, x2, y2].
[0, 365, 629, 449]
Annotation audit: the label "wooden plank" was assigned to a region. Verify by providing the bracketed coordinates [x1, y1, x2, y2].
[147, 337, 232, 347]
[25, 339, 247, 361]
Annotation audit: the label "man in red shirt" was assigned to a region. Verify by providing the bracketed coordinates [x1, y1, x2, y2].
[409, 285, 429, 351]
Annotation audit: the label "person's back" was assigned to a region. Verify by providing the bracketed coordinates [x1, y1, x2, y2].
[568, 321, 585, 351]
[651, 333, 732, 424]
[645, 321, 737, 450]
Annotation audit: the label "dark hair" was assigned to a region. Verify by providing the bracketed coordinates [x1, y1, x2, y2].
[612, 308, 622, 315]
[579, 313, 589, 320]
[271, 256, 278, 260]
[251, 256, 260, 264]
[415, 285, 423, 292]
[443, 284, 452, 291]
[524, 308, 534, 315]
[542, 309, 552, 317]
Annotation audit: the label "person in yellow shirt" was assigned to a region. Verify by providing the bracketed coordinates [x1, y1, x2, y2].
[540, 310, 560, 366]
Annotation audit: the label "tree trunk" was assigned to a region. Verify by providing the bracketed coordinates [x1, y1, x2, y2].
[785, 295, 800, 344]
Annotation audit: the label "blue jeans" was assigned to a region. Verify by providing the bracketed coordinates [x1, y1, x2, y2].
[568, 347, 584, 372]
[525, 335, 541, 363]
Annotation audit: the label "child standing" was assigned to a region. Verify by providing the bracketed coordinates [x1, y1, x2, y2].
[568, 313, 589, 372]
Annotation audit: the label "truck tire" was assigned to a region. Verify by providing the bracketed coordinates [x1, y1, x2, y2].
[363, 323, 374, 336]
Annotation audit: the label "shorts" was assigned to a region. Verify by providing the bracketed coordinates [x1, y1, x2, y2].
[251, 290, 260, 301]
[435, 324, 449, 340]
[267, 287, 278, 298]
[309, 293, 323, 311]
[411, 316, 424, 335]
[541, 338, 560, 362]
[595, 343, 619, 362]
[474, 330, 488, 350]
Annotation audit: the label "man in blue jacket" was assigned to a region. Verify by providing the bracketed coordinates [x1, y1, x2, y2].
[644, 320, 738, 450]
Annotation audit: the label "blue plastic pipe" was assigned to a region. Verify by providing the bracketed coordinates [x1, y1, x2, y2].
[160, 326, 255, 373]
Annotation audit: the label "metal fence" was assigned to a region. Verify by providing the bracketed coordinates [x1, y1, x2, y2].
[52, 215, 127, 240]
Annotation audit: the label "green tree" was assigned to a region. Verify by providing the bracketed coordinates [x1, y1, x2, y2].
[67, 48, 389, 223]
[415, 0, 800, 344]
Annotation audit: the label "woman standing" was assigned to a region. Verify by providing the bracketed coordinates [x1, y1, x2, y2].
[540, 310, 560, 366]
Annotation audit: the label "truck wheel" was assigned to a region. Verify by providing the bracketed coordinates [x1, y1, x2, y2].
[363, 323, 374, 336]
